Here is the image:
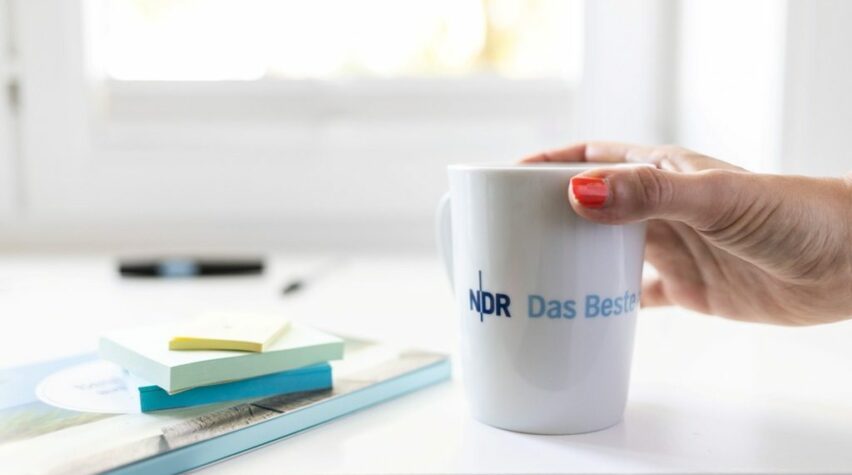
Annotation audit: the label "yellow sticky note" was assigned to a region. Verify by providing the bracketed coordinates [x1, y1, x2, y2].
[169, 313, 291, 352]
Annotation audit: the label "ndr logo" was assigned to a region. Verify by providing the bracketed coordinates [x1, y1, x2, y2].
[469, 270, 511, 321]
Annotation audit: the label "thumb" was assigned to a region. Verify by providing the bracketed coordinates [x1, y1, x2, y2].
[568, 165, 757, 229]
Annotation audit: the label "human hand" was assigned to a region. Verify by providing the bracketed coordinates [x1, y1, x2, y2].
[523, 142, 852, 325]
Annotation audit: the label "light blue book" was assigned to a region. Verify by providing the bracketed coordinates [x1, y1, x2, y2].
[139, 363, 331, 412]
[0, 341, 450, 475]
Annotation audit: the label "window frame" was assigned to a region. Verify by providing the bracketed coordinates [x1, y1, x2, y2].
[8, 0, 671, 248]
[0, 0, 15, 222]
[99, 77, 577, 151]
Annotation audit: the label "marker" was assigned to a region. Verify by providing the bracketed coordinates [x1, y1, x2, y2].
[119, 258, 264, 278]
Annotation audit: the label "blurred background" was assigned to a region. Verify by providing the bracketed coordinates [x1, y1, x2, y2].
[0, 0, 849, 252]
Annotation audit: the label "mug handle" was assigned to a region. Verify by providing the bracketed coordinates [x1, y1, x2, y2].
[435, 192, 454, 289]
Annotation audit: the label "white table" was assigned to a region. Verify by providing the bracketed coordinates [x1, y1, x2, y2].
[2, 253, 852, 474]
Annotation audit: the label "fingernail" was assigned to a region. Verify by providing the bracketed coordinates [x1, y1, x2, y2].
[570, 176, 608, 208]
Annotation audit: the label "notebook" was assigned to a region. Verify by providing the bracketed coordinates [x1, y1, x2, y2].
[0, 340, 450, 475]
[100, 322, 344, 393]
[139, 363, 331, 412]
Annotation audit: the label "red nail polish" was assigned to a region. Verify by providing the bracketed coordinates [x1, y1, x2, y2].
[571, 176, 608, 208]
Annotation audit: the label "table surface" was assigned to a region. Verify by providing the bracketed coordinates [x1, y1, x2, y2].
[1, 253, 852, 474]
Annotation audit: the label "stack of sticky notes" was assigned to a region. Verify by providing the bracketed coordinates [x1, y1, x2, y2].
[100, 313, 344, 412]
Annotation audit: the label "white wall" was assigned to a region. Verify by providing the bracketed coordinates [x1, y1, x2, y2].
[675, 0, 787, 172]
[578, 0, 673, 144]
[675, 0, 852, 177]
[780, 0, 852, 177]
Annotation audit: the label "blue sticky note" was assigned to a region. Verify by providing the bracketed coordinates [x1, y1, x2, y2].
[139, 363, 331, 412]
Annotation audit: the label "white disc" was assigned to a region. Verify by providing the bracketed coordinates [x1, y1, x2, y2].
[35, 360, 142, 414]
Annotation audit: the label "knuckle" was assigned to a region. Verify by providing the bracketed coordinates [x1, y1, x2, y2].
[659, 144, 686, 155]
[632, 166, 673, 214]
[695, 170, 752, 233]
[700, 168, 737, 187]
[653, 145, 719, 172]
[649, 145, 685, 161]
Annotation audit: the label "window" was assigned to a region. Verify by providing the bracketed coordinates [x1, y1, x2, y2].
[9, 0, 666, 248]
[90, 0, 583, 154]
[100, 0, 582, 81]
[0, 1, 14, 222]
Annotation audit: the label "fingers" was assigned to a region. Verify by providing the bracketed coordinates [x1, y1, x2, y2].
[585, 142, 657, 163]
[523, 141, 745, 172]
[567, 164, 752, 230]
[521, 141, 651, 164]
[642, 221, 703, 308]
[640, 278, 670, 308]
[644, 221, 699, 282]
[521, 143, 589, 163]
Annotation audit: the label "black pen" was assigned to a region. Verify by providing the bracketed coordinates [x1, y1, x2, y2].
[119, 257, 264, 278]
[281, 258, 343, 295]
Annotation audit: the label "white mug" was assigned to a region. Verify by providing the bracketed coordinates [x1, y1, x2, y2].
[437, 163, 648, 434]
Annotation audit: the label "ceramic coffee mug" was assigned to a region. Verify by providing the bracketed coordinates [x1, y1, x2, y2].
[437, 163, 648, 434]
